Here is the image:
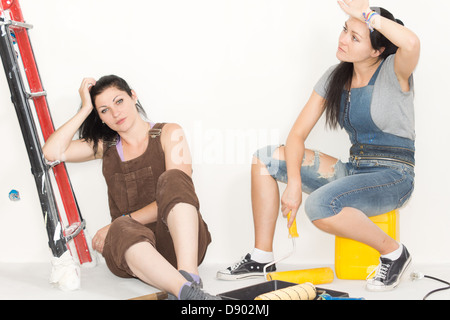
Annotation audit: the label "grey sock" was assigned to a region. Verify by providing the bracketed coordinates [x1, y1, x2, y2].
[179, 270, 203, 288]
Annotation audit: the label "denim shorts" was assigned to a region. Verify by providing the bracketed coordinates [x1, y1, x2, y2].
[254, 145, 415, 221]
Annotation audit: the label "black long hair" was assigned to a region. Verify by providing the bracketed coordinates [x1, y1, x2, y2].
[324, 7, 404, 129]
[78, 75, 148, 155]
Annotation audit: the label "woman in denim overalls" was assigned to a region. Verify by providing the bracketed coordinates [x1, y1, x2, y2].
[218, 0, 420, 291]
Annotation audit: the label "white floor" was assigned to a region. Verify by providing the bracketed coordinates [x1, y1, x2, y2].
[0, 260, 449, 300]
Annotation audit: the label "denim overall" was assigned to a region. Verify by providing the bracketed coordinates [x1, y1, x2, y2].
[255, 60, 415, 221]
[339, 60, 415, 167]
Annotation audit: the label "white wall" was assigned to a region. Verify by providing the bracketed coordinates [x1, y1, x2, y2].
[1, 0, 449, 267]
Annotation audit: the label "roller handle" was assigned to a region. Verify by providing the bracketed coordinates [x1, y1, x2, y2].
[287, 211, 299, 238]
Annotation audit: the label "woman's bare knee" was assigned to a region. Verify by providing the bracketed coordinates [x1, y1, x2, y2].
[312, 217, 333, 233]
[272, 146, 285, 161]
[252, 156, 271, 176]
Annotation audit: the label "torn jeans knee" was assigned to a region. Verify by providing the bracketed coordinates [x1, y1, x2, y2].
[252, 145, 348, 194]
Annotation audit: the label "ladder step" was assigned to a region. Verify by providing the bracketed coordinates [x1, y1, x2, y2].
[63, 220, 86, 242]
[27, 91, 47, 99]
[46, 160, 61, 171]
[0, 20, 33, 30]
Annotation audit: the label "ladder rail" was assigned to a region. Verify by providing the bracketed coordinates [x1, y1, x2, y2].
[0, 15, 66, 257]
[1, 0, 92, 263]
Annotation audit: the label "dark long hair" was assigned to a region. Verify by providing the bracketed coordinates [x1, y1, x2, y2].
[78, 75, 148, 155]
[324, 7, 404, 129]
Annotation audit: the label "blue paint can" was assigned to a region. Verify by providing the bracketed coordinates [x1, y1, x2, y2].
[8, 189, 20, 201]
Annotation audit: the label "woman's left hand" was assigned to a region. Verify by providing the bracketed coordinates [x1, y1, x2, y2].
[337, 0, 371, 22]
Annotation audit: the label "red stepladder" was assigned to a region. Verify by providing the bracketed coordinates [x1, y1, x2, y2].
[0, 0, 93, 265]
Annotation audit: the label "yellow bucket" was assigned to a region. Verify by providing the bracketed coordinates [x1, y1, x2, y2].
[334, 210, 399, 280]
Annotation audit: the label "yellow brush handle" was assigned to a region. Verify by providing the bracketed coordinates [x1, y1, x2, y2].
[287, 211, 299, 238]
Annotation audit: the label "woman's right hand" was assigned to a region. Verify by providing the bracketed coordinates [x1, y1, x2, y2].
[281, 181, 302, 228]
[42, 77, 99, 163]
[78, 77, 96, 113]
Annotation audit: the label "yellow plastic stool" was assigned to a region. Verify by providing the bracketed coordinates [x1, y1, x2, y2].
[334, 210, 399, 280]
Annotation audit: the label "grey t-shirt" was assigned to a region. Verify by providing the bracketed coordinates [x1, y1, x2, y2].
[314, 54, 415, 141]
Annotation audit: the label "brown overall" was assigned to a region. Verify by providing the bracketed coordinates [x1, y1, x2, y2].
[101, 123, 212, 278]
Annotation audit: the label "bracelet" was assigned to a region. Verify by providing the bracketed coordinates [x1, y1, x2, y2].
[362, 10, 379, 32]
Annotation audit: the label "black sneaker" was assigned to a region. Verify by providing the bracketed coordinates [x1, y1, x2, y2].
[216, 253, 276, 280]
[366, 245, 411, 291]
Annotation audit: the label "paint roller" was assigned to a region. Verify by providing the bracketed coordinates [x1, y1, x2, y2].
[255, 282, 316, 300]
[263, 211, 298, 278]
[266, 267, 335, 285]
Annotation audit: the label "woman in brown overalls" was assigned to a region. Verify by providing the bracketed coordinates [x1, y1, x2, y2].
[43, 75, 218, 300]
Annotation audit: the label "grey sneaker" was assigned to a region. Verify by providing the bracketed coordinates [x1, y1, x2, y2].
[179, 270, 203, 288]
[179, 283, 222, 300]
[168, 270, 217, 300]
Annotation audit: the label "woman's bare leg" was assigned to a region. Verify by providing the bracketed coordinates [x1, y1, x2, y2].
[313, 207, 399, 255]
[252, 146, 340, 251]
[167, 203, 200, 275]
[251, 156, 280, 252]
[125, 242, 187, 296]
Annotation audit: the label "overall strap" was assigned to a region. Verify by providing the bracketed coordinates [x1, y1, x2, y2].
[368, 59, 385, 86]
[149, 122, 166, 138]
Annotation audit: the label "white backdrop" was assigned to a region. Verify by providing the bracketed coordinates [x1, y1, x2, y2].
[1, 0, 449, 267]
